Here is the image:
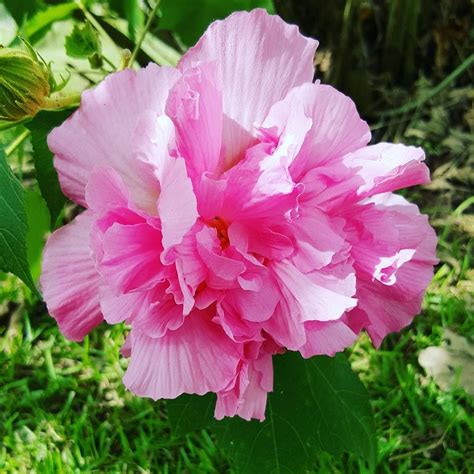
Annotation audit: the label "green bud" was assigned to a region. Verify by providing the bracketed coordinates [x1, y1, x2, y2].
[0, 44, 50, 122]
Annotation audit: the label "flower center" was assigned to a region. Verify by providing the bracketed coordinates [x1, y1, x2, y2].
[208, 216, 230, 249]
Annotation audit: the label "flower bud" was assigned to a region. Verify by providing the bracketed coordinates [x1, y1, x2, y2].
[0, 45, 50, 122]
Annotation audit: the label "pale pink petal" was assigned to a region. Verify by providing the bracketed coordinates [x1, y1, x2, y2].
[345, 195, 437, 346]
[90, 206, 146, 263]
[214, 98, 311, 224]
[133, 291, 185, 338]
[218, 143, 304, 224]
[215, 348, 273, 421]
[263, 287, 306, 350]
[166, 61, 223, 179]
[216, 300, 263, 343]
[48, 65, 180, 210]
[123, 311, 242, 399]
[40, 211, 102, 341]
[179, 9, 318, 167]
[344, 143, 430, 197]
[300, 320, 358, 358]
[272, 260, 357, 322]
[288, 208, 347, 272]
[224, 271, 280, 323]
[262, 83, 371, 180]
[99, 223, 164, 294]
[85, 166, 129, 212]
[130, 112, 198, 250]
[158, 156, 198, 251]
[195, 174, 227, 220]
[195, 227, 246, 289]
[100, 287, 151, 325]
[244, 225, 294, 261]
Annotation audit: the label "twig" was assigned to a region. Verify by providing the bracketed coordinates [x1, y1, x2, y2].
[128, 0, 161, 67]
[6, 129, 30, 157]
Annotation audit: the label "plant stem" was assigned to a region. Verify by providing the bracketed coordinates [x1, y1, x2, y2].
[128, 0, 161, 67]
[6, 129, 30, 157]
[42, 92, 82, 110]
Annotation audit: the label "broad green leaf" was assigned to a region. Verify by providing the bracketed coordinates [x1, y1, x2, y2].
[26, 110, 74, 227]
[159, 0, 274, 46]
[167, 393, 216, 437]
[25, 189, 50, 282]
[217, 353, 376, 473]
[22, 2, 78, 44]
[0, 148, 36, 293]
[167, 352, 376, 472]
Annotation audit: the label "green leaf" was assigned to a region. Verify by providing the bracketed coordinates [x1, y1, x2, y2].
[22, 2, 78, 44]
[65, 22, 102, 63]
[108, 0, 144, 41]
[25, 110, 74, 227]
[168, 352, 376, 472]
[0, 148, 36, 293]
[3, 0, 44, 27]
[159, 0, 274, 46]
[167, 393, 216, 437]
[25, 189, 50, 282]
[125, 0, 145, 42]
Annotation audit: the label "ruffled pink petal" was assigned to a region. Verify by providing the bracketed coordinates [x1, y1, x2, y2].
[288, 208, 347, 273]
[179, 9, 318, 168]
[272, 260, 357, 323]
[344, 143, 430, 198]
[195, 227, 246, 289]
[123, 311, 242, 399]
[100, 287, 151, 324]
[99, 222, 164, 294]
[85, 166, 130, 212]
[48, 65, 180, 211]
[345, 194, 437, 346]
[215, 300, 263, 343]
[40, 211, 103, 341]
[132, 288, 185, 338]
[218, 139, 305, 224]
[129, 112, 198, 251]
[166, 61, 223, 179]
[300, 320, 358, 358]
[262, 83, 371, 180]
[223, 270, 280, 323]
[262, 286, 306, 350]
[158, 156, 198, 251]
[215, 347, 273, 421]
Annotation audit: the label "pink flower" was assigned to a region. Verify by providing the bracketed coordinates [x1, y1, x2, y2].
[41, 9, 438, 421]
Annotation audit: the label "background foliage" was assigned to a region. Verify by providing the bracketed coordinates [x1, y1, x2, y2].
[0, 0, 473, 472]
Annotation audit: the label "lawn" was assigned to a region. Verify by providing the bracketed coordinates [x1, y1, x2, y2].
[1, 129, 472, 473]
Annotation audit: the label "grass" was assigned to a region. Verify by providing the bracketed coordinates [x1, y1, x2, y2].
[1, 184, 473, 473]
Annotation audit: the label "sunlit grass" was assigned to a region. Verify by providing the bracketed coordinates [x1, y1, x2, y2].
[1, 210, 472, 472]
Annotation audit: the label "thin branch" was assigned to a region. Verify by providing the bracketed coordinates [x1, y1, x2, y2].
[128, 0, 161, 67]
[6, 129, 30, 157]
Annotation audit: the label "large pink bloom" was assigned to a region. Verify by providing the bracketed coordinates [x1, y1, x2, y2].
[41, 9, 437, 421]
